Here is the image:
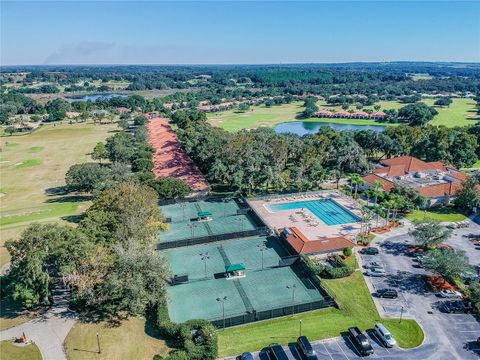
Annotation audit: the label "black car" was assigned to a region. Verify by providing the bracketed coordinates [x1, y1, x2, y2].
[360, 247, 379, 255]
[376, 289, 398, 299]
[441, 301, 473, 314]
[348, 326, 374, 356]
[240, 352, 254, 360]
[296, 336, 318, 359]
[266, 343, 289, 360]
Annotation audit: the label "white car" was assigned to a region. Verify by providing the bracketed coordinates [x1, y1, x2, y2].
[366, 268, 386, 277]
[439, 290, 463, 299]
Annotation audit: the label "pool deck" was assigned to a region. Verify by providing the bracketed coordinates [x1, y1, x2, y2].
[248, 191, 370, 241]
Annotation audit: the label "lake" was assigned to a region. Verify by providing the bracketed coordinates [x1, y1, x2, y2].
[70, 93, 128, 101]
[274, 121, 386, 135]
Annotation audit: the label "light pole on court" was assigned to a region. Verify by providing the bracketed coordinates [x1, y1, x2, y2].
[287, 284, 297, 316]
[257, 241, 267, 270]
[188, 223, 198, 238]
[216, 296, 228, 330]
[180, 203, 187, 221]
[200, 252, 210, 278]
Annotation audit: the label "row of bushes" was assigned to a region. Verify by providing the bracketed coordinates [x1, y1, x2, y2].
[155, 307, 218, 360]
[301, 253, 355, 279]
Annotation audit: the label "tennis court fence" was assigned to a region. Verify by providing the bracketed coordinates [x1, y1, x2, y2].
[157, 227, 270, 250]
[210, 297, 336, 328]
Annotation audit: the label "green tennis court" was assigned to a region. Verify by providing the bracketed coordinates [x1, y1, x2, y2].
[164, 236, 326, 323]
[160, 199, 259, 242]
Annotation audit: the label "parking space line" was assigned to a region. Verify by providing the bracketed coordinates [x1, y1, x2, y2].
[458, 330, 480, 333]
[335, 340, 350, 360]
[322, 342, 334, 360]
[371, 332, 389, 354]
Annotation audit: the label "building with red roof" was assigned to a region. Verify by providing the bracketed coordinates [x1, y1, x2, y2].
[362, 156, 470, 207]
[281, 227, 355, 256]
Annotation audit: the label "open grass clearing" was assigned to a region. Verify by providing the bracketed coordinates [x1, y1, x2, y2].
[0, 121, 116, 266]
[0, 340, 42, 360]
[64, 317, 172, 360]
[217, 260, 423, 356]
[423, 98, 479, 127]
[406, 207, 467, 223]
[208, 98, 476, 132]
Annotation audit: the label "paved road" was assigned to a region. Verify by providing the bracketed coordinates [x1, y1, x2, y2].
[0, 282, 77, 360]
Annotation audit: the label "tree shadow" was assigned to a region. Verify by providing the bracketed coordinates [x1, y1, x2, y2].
[61, 214, 85, 224]
[45, 195, 92, 203]
[144, 309, 180, 350]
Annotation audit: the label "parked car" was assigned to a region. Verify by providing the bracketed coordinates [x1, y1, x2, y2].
[412, 254, 426, 263]
[439, 290, 463, 299]
[240, 352, 254, 360]
[266, 343, 289, 360]
[375, 288, 398, 299]
[296, 336, 318, 360]
[348, 326, 374, 356]
[364, 261, 384, 270]
[360, 247, 379, 255]
[441, 301, 473, 314]
[366, 268, 386, 277]
[374, 323, 396, 348]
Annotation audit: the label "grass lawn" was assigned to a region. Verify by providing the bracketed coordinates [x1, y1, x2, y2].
[0, 122, 117, 267]
[64, 317, 172, 360]
[217, 264, 423, 357]
[406, 208, 467, 223]
[423, 98, 479, 127]
[0, 340, 42, 360]
[208, 98, 477, 132]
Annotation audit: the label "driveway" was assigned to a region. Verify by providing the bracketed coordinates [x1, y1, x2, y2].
[360, 223, 480, 360]
[0, 282, 77, 360]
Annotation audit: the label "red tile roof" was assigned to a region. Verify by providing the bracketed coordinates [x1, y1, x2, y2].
[362, 174, 395, 192]
[416, 182, 464, 198]
[379, 156, 450, 175]
[284, 227, 355, 255]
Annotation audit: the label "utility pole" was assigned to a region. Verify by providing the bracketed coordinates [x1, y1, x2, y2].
[216, 296, 228, 330]
[287, 284, 297, 316]
[299, 319, 303, 337]
[96, 333, 101, 354]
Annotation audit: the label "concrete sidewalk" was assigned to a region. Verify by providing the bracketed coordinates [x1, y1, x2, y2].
[0, 283, 77, 360]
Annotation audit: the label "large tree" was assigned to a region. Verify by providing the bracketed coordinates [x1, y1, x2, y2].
[409, 221, 452, 249]
[454, 176, 480, 211]
[423, 248, 472, 283]
[398, 103, 438, 126]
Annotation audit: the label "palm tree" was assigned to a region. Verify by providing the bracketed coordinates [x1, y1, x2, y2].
[373, 181, 384, 204]
[349, 173, 364, 199]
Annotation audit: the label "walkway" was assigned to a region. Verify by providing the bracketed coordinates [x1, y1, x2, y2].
[0, 282, 77, 360]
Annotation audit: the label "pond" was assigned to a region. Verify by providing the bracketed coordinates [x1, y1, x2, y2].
[274, 121, 386, 135]
[70, 93, 128, 101]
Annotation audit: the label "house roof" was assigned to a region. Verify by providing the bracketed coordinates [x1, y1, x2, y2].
[416, 182, 464, 198]
[284, 227, 355, 255]
[379, 156, 451, 175]
[362, 174, 395, 192]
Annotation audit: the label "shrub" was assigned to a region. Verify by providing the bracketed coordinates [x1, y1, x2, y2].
[343, 247, 353, 257]
[328, 266, 354, 279]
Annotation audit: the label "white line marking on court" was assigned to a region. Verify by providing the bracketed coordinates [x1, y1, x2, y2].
[336, 340, 350, 359]
[322, 342, 334, 360]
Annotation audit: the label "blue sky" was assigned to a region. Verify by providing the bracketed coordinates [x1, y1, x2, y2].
[1, 1, 479, 65]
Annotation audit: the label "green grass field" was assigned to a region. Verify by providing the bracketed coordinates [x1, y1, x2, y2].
[208, 98, 477, 132]
[423, 98, 479, 127]
[0, 122, 117, 267]
[64, 318, 172, 360]
[406, 208, 467, 223]
[0, 340, 42, 360]
[217, 257, 423, 356]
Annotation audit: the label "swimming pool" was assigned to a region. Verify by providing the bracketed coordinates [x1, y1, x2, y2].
[268, 199, 360, 226]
